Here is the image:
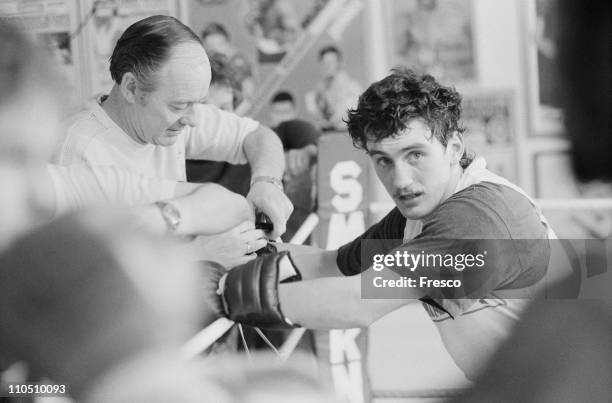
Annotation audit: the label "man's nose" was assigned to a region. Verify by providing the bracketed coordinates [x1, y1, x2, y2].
[392, 163, 414, 189]
[179, 107, 197, 127]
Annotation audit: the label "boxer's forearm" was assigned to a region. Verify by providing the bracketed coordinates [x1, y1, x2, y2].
[275, 244, 342, 280]
[278, 275, 410, 329]
[243, 125, 285, 179]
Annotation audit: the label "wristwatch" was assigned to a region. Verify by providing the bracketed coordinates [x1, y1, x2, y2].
[154, 201, 181, 233]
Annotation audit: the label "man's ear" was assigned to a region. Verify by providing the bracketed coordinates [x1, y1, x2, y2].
[119, 72, 140, 104]
[447, 131, 465, 165]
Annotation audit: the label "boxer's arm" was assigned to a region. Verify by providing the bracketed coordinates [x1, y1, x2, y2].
[274, 244, 343, 280]
[278, 271, 414, 329]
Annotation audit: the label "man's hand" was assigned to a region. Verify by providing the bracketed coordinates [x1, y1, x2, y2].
[181, 221, 267, 267]
[247, 182, 293, 239]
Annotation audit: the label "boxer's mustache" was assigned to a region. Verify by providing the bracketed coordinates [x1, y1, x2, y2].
[393, 188, 423, 199]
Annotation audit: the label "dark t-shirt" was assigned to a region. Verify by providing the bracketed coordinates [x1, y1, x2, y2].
[336, 181, 551, 379]
[337, 182, 550, 316]
[273, 119, 320, 150]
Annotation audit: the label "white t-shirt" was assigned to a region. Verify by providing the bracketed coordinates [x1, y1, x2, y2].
[47, 164, 177, 216]
[55, 96, 260, 181]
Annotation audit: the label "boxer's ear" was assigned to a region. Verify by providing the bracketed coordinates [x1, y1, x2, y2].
[447, 131, 464, 166]
[119, 72, 139, 104]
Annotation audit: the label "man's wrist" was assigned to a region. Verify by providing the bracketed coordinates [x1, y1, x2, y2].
[250, 175, 284, 191]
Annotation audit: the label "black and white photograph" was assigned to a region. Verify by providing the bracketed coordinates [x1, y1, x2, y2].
[0, 0, 610, 402]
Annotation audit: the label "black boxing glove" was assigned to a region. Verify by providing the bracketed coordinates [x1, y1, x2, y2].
[216, 251, 301, 329]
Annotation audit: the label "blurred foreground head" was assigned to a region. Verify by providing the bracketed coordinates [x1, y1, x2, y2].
[0, 22, 62, 248]
[0, 210, 206, 400]
[559, 1, 612, 180]
[86, 353, 338, 403]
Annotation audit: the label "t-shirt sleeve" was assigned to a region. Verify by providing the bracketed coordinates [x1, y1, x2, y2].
[48, 164, 177, 216]
[336, 207, 406, 276]
[184, 104, 259, 163]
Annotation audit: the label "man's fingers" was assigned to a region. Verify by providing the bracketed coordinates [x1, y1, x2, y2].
[242, 229, 266, 241]
[235, 220, 255, 233]
[250, 238, 268, 252]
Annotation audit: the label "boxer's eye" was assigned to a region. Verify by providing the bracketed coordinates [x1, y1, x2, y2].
[375, 157, 392, 168]
[406, 151, 424, 163]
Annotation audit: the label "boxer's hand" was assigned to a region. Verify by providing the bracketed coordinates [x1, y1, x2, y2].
[247, 182, 293, 239]
[184, 221, 267, 267]
[216, 251, 302, 329]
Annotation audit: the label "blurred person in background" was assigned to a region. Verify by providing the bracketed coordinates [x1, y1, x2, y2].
[269, 90, 320, 243]
[201, 22, 256, 106]
[55, 15, 292, 240]
[306, 45, 362, 131]
[187, 52, 252, 197]
[245, 0, 302, 63]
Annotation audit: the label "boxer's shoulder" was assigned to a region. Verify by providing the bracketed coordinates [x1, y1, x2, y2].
[425, 182, 547, 239]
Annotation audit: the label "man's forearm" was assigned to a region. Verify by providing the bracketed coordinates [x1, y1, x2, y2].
[243, 125, 285, 179]
[136, 183, 253, 236]
[278, 275, 411, 329]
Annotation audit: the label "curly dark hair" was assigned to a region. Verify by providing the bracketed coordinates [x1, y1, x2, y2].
[346, 67, 472, 167]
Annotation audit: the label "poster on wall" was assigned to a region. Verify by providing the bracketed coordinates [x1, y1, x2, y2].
[0, 0, 82, 112]
[82, 0, 179, 96]
[389, 0, 476, 83]
[525, 0, 563, 135]
[190, 0, 366, 121]
[461, 91, 517, 182]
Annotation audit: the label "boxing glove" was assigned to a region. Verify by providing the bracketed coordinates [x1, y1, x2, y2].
[215, 251, 302, 329]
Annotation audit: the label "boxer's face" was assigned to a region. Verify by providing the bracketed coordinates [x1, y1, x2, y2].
[367, 119, 463, 220]
[129, 43, 211, 147]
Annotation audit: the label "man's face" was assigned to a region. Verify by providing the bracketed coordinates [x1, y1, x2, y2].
[270, 100, 296, 127]
[207, 83, 234, 112]
[130, 42, 211, 147]
[367, 119, 463, 220]
[319, 51, 341, 79]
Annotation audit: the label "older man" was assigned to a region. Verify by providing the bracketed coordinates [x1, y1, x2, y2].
[55, 15, 292, 239]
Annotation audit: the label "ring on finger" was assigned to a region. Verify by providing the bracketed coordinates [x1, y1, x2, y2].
[246, 242, 253, 255]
